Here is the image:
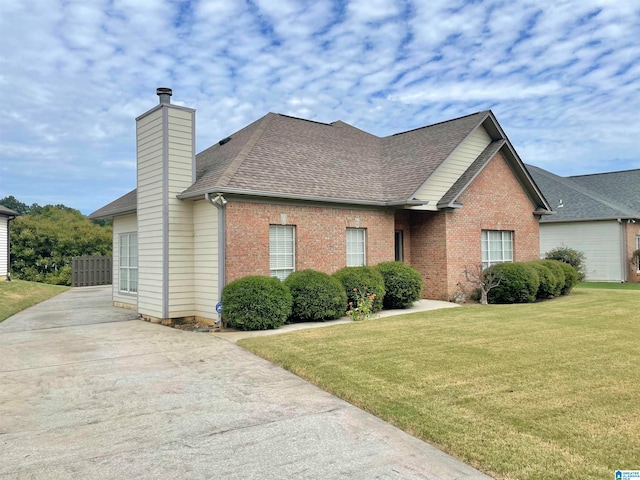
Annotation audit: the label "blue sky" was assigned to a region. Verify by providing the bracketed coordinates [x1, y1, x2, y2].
[1, 0, 639, 214]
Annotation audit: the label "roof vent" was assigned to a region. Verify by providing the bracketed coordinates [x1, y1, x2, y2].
[157, 87, 172, 104]
[218, 137, 232, 146]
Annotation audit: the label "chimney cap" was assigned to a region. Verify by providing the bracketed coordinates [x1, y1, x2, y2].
[157, 87, 172, 104]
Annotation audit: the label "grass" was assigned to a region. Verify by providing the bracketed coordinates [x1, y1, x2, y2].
[0, 279, 69, 322]
[239, 286, 640, 479]
[576, 281, 640, 290]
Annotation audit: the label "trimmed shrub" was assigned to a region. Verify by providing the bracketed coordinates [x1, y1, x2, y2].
[284, 269, 347, 322]
[539, 260, 565, 297]
[487, 263, 540, 304]
[376, 261, 423, 309]
[556, 261, 579, 295]
[333, 266, 385, 313]
[527, 261, 557, 299]
[221, 275, 292, 331]
[545, 246, 587, 281]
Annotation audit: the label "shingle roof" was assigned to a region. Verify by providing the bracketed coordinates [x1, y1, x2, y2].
[183, 113, 385, 202]
[569, 169, 640, 213]
[380, 111, 490, 200]
[89, 189, 136, 219]
[0, 205, 19, 216]
[526, 165, 640, 222]
[90, 110, 549, 218]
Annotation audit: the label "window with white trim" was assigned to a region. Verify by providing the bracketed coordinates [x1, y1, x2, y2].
[481, 230, 513, 269]
[269, 225, 295, 280]
[119, 232, 138, 294]
[346, 228, 366, 266]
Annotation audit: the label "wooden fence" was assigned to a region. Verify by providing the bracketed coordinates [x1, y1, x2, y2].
[72, 256, 112, 287]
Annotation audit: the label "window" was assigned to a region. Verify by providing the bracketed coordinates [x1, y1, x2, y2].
[636, 236, 640, 272]
[119, 232, 138, 294]
[395, 230, 404, 262]
[346, 228, 366, 266]
[270, 225, 295, 280]
[481, 230, 513, 269]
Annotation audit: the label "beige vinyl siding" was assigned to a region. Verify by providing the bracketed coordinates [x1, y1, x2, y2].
[136, 107, 165, 318]
[540, 221, 624, 281]
[112, 214, 137, 307]
[193, 200, 219, 319]
[166, 107, 196, 317]
[414, 126, 492, 210]
[0, 217, 8, 277]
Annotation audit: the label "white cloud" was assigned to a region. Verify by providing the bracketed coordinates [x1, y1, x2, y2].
[0, 0, 638, 213]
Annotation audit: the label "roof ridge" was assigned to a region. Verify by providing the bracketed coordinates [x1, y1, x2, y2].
[387, 110, 489, 137]
[569, 168, 640, 178]
[531, 165, 639, 217]
[276, 113, 332, 126]
[216, 113, 275, 188]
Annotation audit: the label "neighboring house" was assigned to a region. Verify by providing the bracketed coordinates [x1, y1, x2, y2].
[528, 165, 640, 282]
[0, 205, 19, 281]
[90, 88, 551, 323]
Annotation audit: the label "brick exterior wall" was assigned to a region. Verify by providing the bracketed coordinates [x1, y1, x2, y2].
[405, 152, 541, 300]
[224, 201, 395, 283]
[223, 152, 542, 300]
[626, 222, 640, 283]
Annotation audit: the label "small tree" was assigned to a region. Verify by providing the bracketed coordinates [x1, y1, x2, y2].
[544, 246, 587, 282]
[631, 249, 640, 271]
[464, 264, 503, 305]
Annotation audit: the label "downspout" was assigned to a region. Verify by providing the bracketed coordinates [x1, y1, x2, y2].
[206, 193, 226, 324]
[619, 219, 627, 282]
[6, 214, 15, 281]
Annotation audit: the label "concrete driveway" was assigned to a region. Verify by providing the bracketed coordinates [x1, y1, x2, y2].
[0, 286, 491, 479]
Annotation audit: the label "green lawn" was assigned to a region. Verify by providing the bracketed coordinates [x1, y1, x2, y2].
[0, 279, 69, 322]
[576, 281, 640, 290]
[239, 287, 640, 479]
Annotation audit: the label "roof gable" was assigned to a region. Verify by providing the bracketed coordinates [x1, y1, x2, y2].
[381, 111, 489, 202]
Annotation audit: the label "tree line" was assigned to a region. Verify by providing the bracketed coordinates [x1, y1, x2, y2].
[1, 196, 112, 285]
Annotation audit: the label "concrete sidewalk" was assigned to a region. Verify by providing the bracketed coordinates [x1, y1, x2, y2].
[0, 287, 490, 479]
[212, 299, 460, 343]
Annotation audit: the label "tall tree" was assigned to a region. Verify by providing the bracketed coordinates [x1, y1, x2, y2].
[0, 195, 30, 214]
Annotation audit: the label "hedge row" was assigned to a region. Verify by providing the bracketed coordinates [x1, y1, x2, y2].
[485, 259, 579, 304]
[221, 262, 423, 330]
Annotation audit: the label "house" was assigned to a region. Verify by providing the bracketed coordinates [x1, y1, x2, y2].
[527, 165, 640, 282]
[0, 205, 19, 281]
[89, 88, 551, 323]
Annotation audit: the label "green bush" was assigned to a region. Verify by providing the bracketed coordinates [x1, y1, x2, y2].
[556, 261, 579, 295]
[487, 263, 540, 304]
[539, 260, 565, 297]
[221, 276, 292, 331]
[526, 261, 558, 299]
[544, 247, 587, 282]
[333, 266, 385, 313]
[376, 262, 423, 309]
[284, 270, 347, 322]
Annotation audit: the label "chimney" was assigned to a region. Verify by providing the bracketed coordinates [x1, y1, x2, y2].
[135, 88, 196, 321]
[157, 87, 172, 104]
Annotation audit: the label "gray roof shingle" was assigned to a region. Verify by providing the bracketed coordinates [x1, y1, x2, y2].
[526, 165, 640, 222]
[0, 205, 19, 216]
[569, 169, 640, 213]
[89, 189, 137, 219]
